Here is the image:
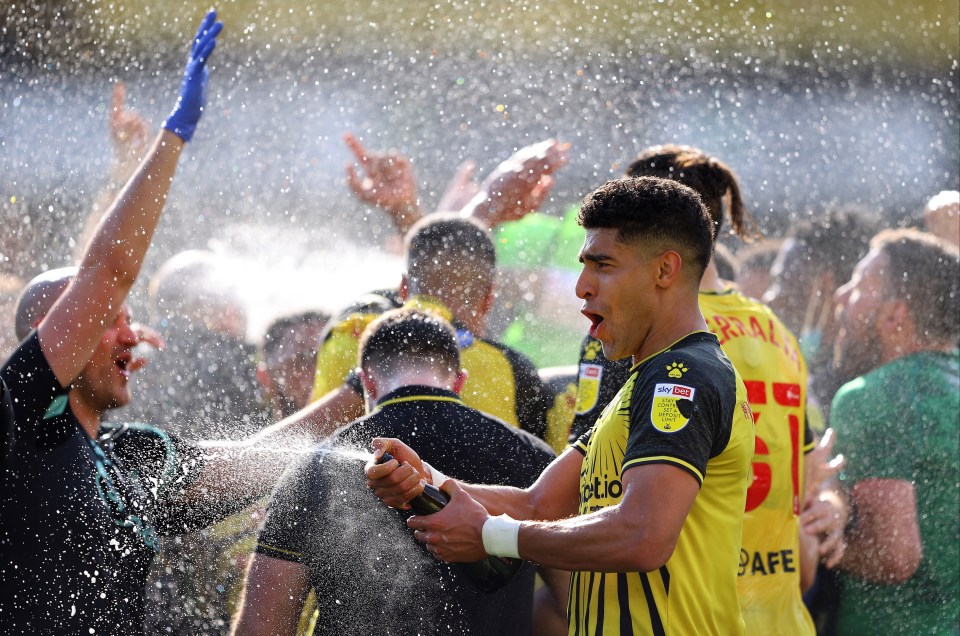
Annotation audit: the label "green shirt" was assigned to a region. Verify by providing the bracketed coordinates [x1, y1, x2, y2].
[832, 350, 960, 635]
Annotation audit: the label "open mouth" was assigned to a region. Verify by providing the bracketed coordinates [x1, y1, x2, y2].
[582, 310, 604, 338]
[115, 353, 132, 378]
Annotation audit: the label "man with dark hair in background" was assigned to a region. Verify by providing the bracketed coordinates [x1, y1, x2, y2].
[762, 206, 880, 426]
[367, 176, 755, 635]
[309, 214, 548, 440]
[828, 228, 959, 635]
[734, 239, 783, 300]
[233, 308, 557, 635]
[258, 310, 330, 420]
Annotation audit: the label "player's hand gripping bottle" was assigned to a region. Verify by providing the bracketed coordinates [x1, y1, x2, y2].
[378, 453, 522, 592]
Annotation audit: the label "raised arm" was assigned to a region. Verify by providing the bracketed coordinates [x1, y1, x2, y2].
[38, 11, 222, 387]
[344, 132, 424, 235]
[458, 139, 570, 228]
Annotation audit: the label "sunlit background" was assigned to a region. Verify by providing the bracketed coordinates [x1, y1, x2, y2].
[2, 0, 957, 334]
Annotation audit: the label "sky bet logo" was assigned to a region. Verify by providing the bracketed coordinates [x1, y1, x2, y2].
[655, 383, 695, 399]
[581, 473, 623, 504]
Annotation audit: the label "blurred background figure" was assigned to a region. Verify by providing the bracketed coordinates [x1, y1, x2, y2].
[829, 229, 959, 635]
[712, 242, 739, 283]
[924, 190, 959, 247]
[734, 238, 783, 300]
[0, 273, 24, 360]
[257, 310, 330, 420]
[115, 249, 267, 439]
[763, 206, 880, 428]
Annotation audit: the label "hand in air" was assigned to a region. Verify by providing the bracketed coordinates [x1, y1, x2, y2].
[344, 133, 422, 233]
[467, 139, 570, 227]
[435, 160, 481, 213]
[109, 82, 151, 177]
[162, 11, 223, 143]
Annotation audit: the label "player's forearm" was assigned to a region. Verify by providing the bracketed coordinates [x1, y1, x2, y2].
[79, 130, 184, 286]
[517, 505, 669, 572]
[839, 480, 922, 583]
[194, 385, 364, 502]
[460, 482, 538, 520]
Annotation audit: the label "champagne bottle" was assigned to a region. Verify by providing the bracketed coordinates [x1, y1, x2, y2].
[379, 453, 522, 593]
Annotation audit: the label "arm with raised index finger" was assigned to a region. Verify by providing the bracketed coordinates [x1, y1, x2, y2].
[74, 82, 155, 261]
[39, 10, 223, 387]
[344, 132, 423, 234]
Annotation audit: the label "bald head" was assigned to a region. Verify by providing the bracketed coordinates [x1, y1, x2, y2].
[149, 250, 247, 338]
[15, 267, 77, 341]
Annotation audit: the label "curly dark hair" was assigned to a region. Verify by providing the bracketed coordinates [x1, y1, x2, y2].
[577, 176, 714, 279]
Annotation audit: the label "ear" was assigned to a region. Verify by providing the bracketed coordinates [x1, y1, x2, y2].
[399, 274, 409, 302]
[655, 251, 684, 288]
[255, 363, 272, 392]
[451, 369, 468, 395]
[478, 283, 495, 318]
[358, 368, 378, 401]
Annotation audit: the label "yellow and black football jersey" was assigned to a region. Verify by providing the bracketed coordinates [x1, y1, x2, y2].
[572, 331, 755, 636]
[309, 292, 548, 438]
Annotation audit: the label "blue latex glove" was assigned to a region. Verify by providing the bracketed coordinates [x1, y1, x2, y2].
[162, 11, 223, 143]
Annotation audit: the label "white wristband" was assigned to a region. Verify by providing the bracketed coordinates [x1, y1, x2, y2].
[482, 515, 521, 559]
[422, 461, 449, 489]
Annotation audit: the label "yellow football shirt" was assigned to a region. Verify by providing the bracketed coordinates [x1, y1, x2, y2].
[572, 331, 754, 635]
[701, 289, 815, 635]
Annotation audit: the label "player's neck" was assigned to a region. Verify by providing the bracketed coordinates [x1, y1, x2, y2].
[631, 299, 709, 366]
[69, 391, 102, 438]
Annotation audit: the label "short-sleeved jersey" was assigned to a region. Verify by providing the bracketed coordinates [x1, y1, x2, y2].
[0, 333, 209, 635]
[256, 385, 555, 635]
[309, 292, 548, 438]
[702, 290, 815, 635]
[832, 350, 960, 635]
[571, 331, 755, 636]
[0, 376, 14, 472]
[572, 289, 815, 634]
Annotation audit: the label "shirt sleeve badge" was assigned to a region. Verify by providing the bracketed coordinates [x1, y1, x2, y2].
[651, 383, 696, 433]
[574, 363, 604, 415]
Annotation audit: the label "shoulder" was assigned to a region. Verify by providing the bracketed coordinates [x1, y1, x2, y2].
[637, 334, 732, 387]
[1, 332, 67, 399]
[478, 337, 536, 369]
[481, 410, 555, 459]
[322, 290, 401, 343]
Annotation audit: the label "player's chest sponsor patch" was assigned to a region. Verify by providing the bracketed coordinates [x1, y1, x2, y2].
[651, 383, 696, 433]
[574, 363, 604, 415]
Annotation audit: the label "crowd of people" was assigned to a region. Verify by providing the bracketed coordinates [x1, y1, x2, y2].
[1, 11, 958, 636]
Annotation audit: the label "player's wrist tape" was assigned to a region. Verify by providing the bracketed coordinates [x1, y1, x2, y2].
[422, 461, 449, 489]
[482, 515, 521, 559]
